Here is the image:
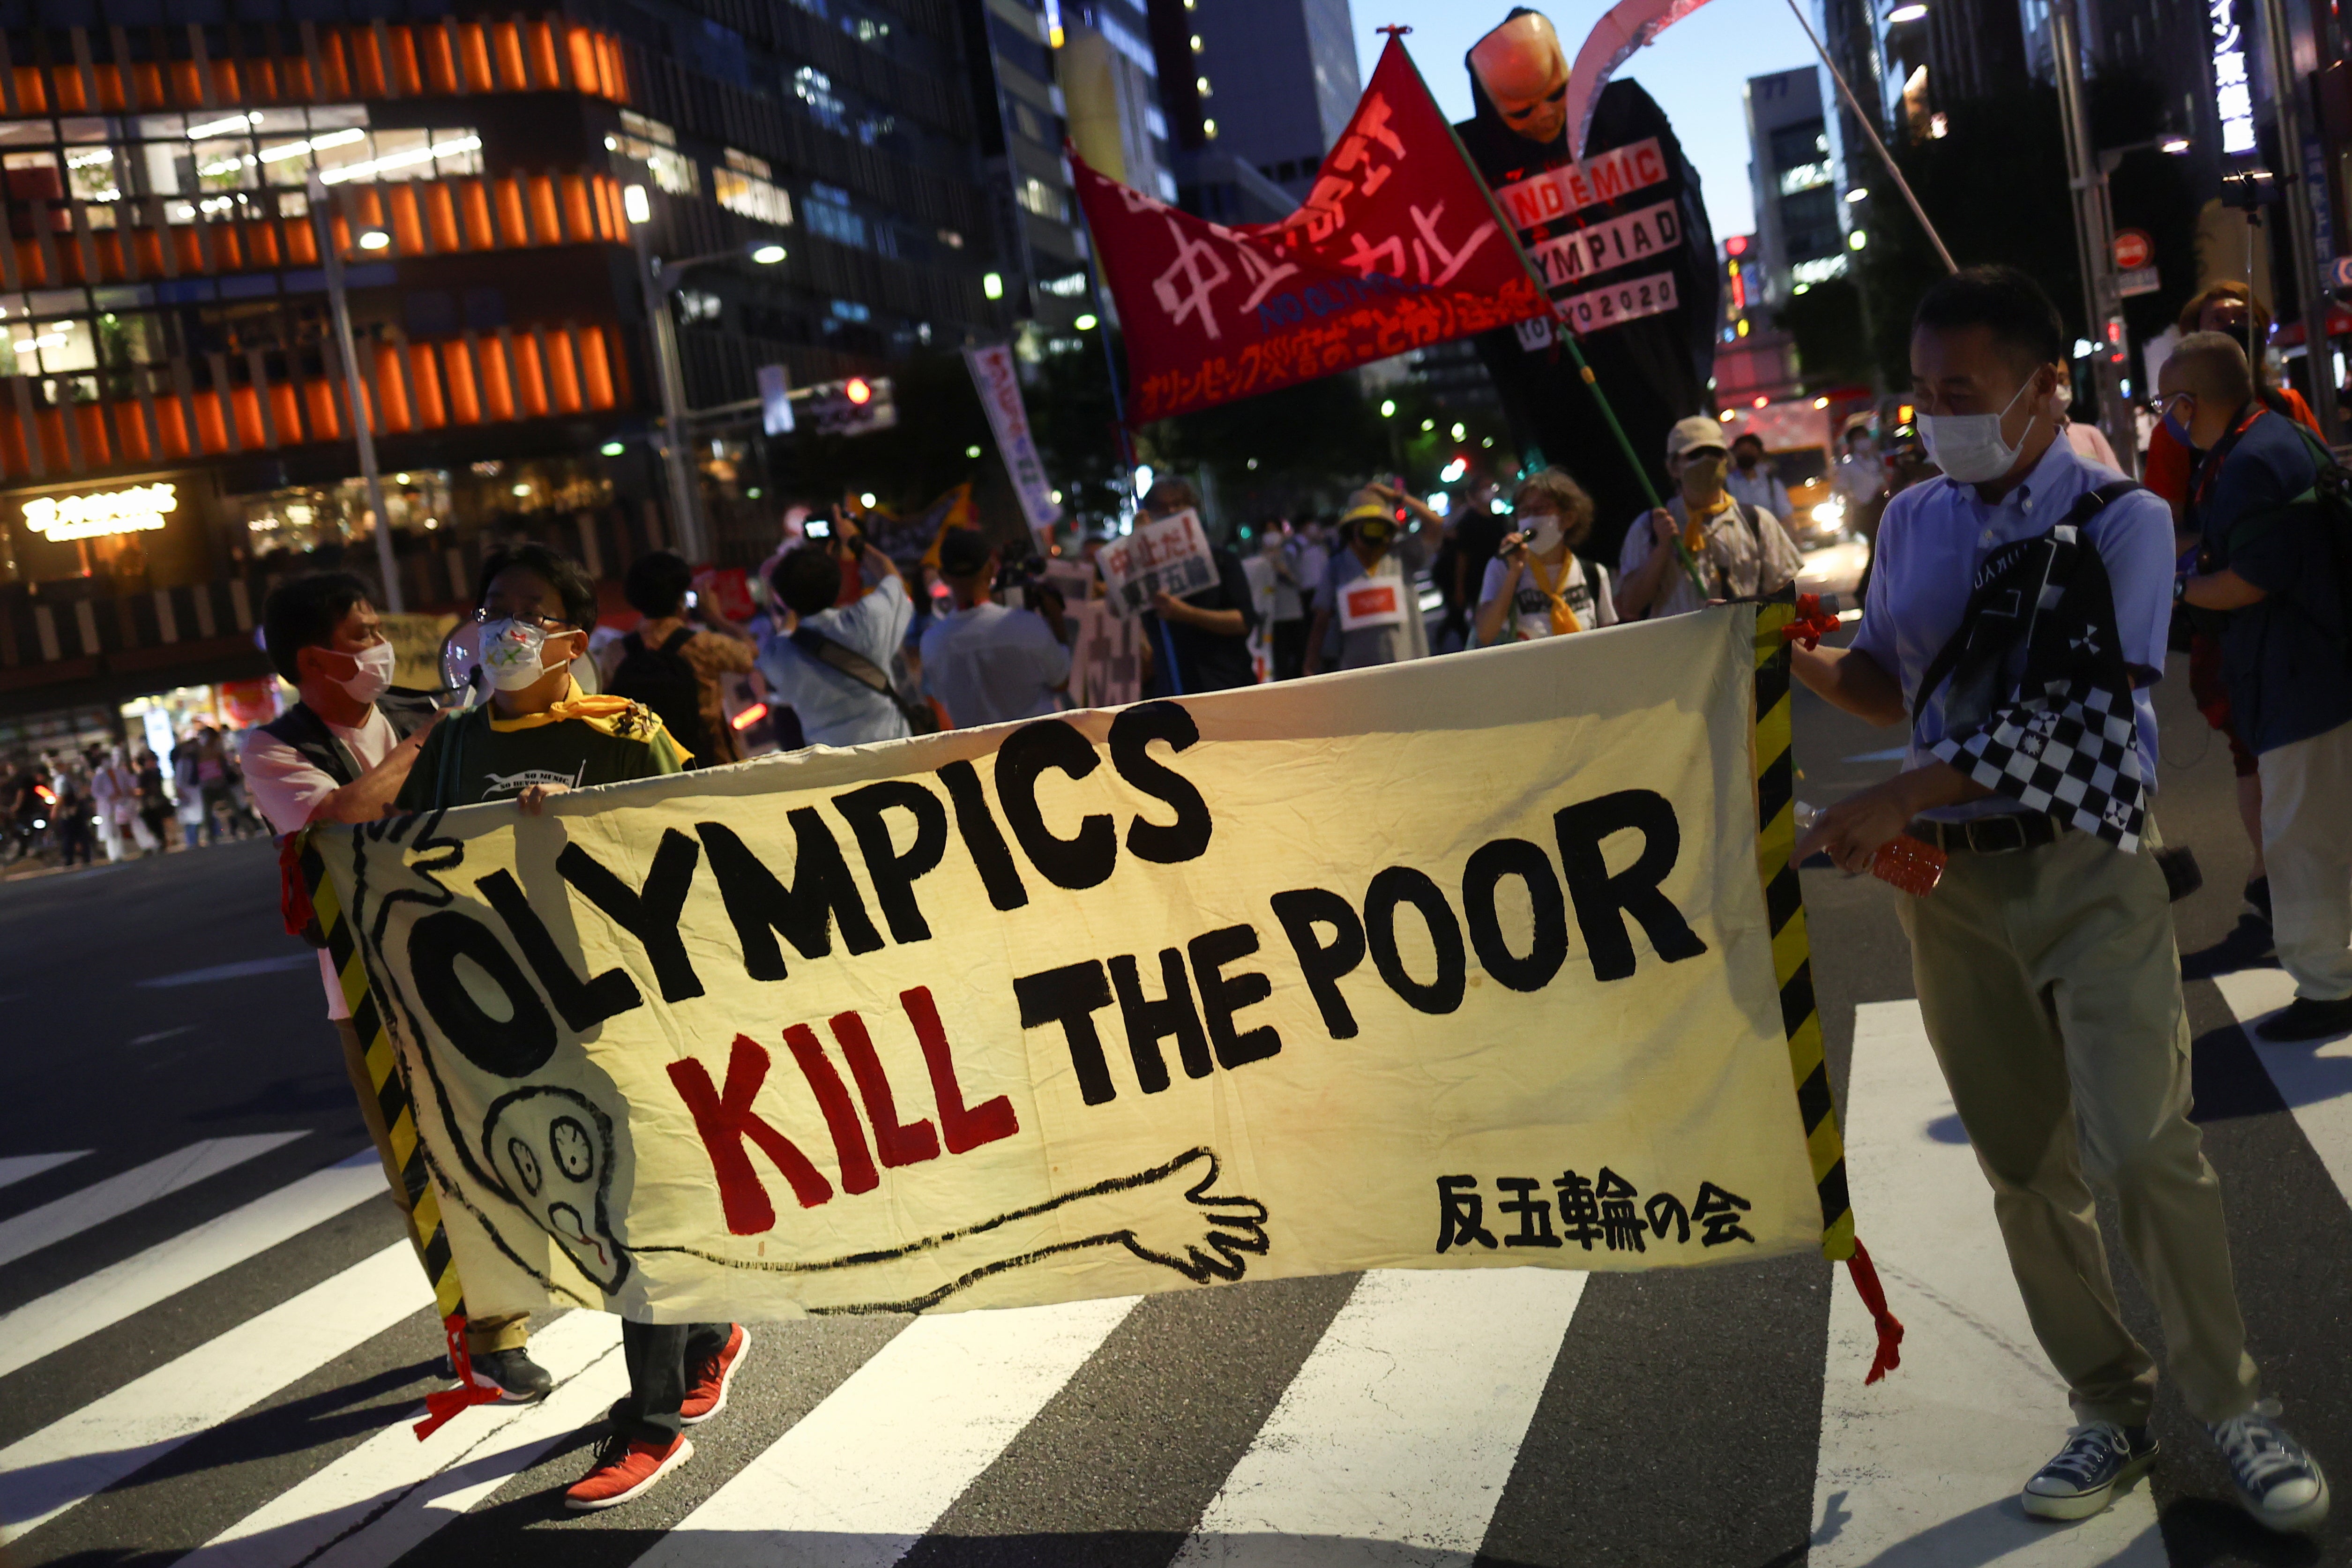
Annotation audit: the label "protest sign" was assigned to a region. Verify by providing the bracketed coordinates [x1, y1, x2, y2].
[1074, 36, 1550, 424]
[304, 604, 1853, 1327]
[1096, 508, 1219, 618]
[964, 344, 1062, 539]
[1337, 575, 1408, 632]
[1064, 597, 1143, 710]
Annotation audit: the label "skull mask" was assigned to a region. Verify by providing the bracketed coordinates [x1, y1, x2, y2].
[482, 1084, 631, 1294]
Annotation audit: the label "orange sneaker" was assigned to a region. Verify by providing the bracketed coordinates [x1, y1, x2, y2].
[680, 1324, 751, 1425]
[564, 1433, 692, 1510]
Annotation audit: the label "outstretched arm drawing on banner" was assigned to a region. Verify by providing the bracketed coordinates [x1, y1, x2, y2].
[635, 1146, 1269, 1314]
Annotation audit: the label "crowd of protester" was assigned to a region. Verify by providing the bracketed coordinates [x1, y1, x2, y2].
[6, 256, 2340, 1531]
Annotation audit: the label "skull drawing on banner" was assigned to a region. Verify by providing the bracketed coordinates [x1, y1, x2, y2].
[482, 1084, 632, 1294]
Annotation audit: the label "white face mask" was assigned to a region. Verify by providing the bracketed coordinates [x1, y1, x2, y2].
[1919, 374, 2038, 484]
[334, 641, 396, 705]
[479, 618, 561, 692]
[1522, 514, 1565, 555]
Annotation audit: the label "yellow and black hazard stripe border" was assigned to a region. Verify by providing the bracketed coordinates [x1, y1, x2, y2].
[301, 833, 468, 1321]
[1753, 597, 1857, 1262]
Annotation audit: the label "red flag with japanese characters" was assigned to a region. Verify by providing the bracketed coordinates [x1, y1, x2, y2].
[1075, 35, 1550, 424]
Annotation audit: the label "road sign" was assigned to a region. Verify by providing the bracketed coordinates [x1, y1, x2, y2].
[2112, 229, 2154, 271]
[2119, 266, 2161, 299]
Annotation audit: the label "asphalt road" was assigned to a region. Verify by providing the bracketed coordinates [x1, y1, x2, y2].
[0, 635, 2345, 1568]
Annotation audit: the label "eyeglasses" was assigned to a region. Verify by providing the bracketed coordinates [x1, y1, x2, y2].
[1680, 447, 1729, 462]
[471, 607, 573, 631]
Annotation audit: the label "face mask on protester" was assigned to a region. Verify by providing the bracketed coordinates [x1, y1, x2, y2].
[1520, 512, 1565, 555]
[1919, 373, 2038, 484]
[478, 618, 568, 692]
[2159, 393, 2195, 448]
[330, 641, 396, 705]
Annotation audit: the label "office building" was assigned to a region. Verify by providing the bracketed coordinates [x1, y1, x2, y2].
[1149, 0, 1356, 224]
[0, 3, 1003, 749]
[961, 0, 1090, 345]
[1745, 67, 1846, 306]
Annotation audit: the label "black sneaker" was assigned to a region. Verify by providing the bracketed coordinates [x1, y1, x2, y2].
[2022, 1421, 2158, 1521]
[2256, 996, 2352, 1043]
[464, 1346, 554, 1403]
[2245, 876, 2273, 926]
[2209, 1403, 2330, 1533]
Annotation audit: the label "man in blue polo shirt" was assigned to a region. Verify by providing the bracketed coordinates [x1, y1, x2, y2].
[2174, 332, 2352, 1041]
[1793, 269, 2328, 1534]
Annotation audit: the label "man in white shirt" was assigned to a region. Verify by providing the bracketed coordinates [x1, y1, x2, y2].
[758, 537, 918, 746]
[1793, 265, 2327, 1533]
[1724, 431, 1794, 522]
[1617, 416, 1805, 619]
[919, 530, 1071, 727]
[239, 572, 551, 1402]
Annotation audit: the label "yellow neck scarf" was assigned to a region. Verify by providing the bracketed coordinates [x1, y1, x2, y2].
[485, 679, 680, 749]
[1527, 553, 1584, 635]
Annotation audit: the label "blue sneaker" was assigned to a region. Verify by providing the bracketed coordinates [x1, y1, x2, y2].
[2209, 1403, 2330, 1534]
[2022, 1421, 2158, 1521]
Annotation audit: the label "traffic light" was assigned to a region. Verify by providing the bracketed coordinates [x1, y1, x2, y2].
[801, 376, 898, 437]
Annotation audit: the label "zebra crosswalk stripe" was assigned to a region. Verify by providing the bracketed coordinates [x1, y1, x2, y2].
[1172, 1267, 1586, 1566]
[0, 1149, 383, 1381]
[635, 1295, 1142, 1568]
[0, 1243, 429, 1543]
[0, 1152, 90, 1195]
[1810, 1001, 2165, 1567]
[2211, 968, 2352, 1204]
[0, 1133, 308, 1269]
[184, 1309, 626, 1568]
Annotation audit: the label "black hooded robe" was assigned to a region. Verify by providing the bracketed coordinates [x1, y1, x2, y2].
[1457, 32, 1719, 565]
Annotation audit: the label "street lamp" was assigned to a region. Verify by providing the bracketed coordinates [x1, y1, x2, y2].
[624, 175, 786, 562]
[306, 170, 399, 611]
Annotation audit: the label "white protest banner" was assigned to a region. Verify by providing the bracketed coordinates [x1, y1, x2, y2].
[964, 344, 1062, 539]
[1098, 508, 1219, 618]
[303, 605, 1854, 1328]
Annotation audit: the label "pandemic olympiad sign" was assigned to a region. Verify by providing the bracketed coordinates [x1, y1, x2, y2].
[307, 608, 1838, 1324]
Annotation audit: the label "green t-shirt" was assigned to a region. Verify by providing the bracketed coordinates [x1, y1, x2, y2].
[396, 704, 686, 811]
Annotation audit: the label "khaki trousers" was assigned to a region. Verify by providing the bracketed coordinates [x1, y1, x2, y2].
[334, 1018, 529, 1355]
[1895, 823, 2259, 1426]
[2257, 717, 2352, 1001]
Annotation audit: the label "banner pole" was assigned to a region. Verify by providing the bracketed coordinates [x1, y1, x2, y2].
[1560, 333, 1711, 600]
[1779, 0, 1957, 275]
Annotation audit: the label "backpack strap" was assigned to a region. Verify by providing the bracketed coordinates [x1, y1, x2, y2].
[1906, 481, 2141, 718]
[661, 625, 698, 655]
[622, 631, 645, 657]
[788, 627, 931, 732]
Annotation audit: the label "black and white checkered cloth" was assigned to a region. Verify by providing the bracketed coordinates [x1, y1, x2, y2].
[1915, 488, 2150, 854]
[1932, 674, 2147, 852]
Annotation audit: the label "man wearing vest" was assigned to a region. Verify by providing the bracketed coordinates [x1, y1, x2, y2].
[241, 571, 553, 1402]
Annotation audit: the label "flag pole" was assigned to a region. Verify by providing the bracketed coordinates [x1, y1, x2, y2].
[1396, 28, 1709, 598]
[1778, 0, 1957, 274]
